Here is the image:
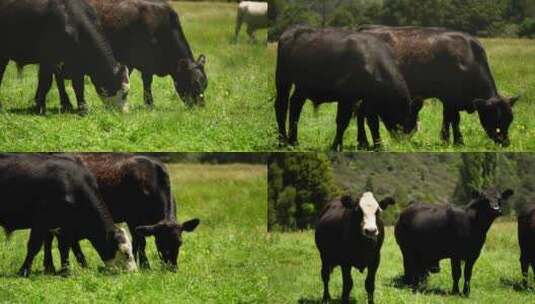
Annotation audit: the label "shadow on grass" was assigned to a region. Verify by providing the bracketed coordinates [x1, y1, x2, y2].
[500, 277, 535, 292]
[387, 273, 451, 296]
[4, 106, 78, 116]
[298, 298, 356, 304]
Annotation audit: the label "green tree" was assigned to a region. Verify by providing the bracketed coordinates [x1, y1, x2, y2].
[452, 153, 499, 205]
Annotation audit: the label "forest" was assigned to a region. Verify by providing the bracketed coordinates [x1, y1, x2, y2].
[268, 153, 535, 230]
[269, 0, 535, 41]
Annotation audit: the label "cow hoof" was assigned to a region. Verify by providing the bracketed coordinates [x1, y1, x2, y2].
[59, 268, 71, 277]
[35, 106, 46, 115]
[77, 107, 88, 116]
[17, 268, 30, 278]
[60, 104, 74, 113]
[44, 266, 56, 275]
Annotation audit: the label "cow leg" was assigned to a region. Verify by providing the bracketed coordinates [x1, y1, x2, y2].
[367, 113, 382, 150]
[441, 107, 453, 143]
[43, 231, 56, 274]
[18, 228, 45, 277]
[331, 101, 352, 152]
[531, 260, 535, 281]
[246, 25, 257, 42]
[275, 83, 291, 146]
[57, 233, 74, 275]
[356, 109, 370, 150]
[0, 58, 7, 109]
[451, 258, 461, 294]
[142, 73, 154, 107]
[462, 259, 475, 296]
[234, 10, 243, 42]
[287, 90, 306, 146]
[320, 261, 331, 304]
[35, 64, 54, 115]
[54, 69, 73, 112]
[341, 265, 353, 304]
[366, 260, 379, 304]
[71, 241, 88, 268]
[72, 74, 87, 116]
[451, 110, 464, 145]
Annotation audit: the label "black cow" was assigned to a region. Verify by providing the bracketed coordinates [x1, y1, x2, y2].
[0, 153, 136, 277]
[43, 153, 199, 272]
[316, 192, 396, 304]
[275, 25, 418, 151]
[55, 0, 207, 109]
[358, 26, 520, 146]
[518, 203, 535, 286]
[0, 0, 130, 114]
[395, 188, 514, 295]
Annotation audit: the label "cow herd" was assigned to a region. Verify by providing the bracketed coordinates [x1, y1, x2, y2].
[0, 153, 199, 277]
[314, 189, 535, 304]
[0, 0, 207, 114]
[275, 25, 520, 150]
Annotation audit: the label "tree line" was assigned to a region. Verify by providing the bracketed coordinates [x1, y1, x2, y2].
[268, 153, 535, 231]
[269, 0, 535, 41]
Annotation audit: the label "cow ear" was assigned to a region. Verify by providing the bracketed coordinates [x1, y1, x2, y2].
[135, 224, 159, 236]
[509, 95, 520, 107]
[379, 197, 396, 210]
[501, 189, 514, 200]
[197, 55, 206, 67]
[341, 195, 354, 208]
[182, 218, 200, 232]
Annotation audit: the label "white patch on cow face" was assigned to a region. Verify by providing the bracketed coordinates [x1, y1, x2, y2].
[105, 227, 137, 272]
[99, 86, 130, 112]
[359, 192, 380, 239]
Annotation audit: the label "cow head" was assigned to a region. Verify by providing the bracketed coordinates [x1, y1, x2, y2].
[136, 218, 200, 270]
[342, 192, 395, 241]
[473, 95, 520, 147]
[381, 98, 420, 140]
[93, 64, 130, 112]
[101, 227, 137, 272]
[470, 188, 514, 218]
[173, 55, 208, 107]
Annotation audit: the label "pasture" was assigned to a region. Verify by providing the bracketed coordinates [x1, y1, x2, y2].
[267, 38, 535, 152]
[267, 221, 534, 303]
[0, 2, 270, 151]
[0, 163, 267, 303]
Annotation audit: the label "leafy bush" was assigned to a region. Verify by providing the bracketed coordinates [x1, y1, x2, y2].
[519, 17, 535, 37]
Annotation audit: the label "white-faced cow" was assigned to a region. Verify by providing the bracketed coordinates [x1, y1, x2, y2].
[0, 0, 130, 115]
[55, 0, 207, 110]
[357, 26, 520, 146]
[316, 193, 396, 304]
[234, 1, 268, 42]
[275, 26, 418, 151]
[0, 153, 137, 277]
[43, 153, 199, 272]
[395, 188, 514, 296]
[518, 203, 535, 286]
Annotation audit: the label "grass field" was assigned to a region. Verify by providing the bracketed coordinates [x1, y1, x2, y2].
[267, 38, 535, 152]
[0, 163, 267, 303]
[267, 221, 534, 303]
[0, 2, 270, 151]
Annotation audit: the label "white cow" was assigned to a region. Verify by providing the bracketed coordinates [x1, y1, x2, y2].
[235, 1, 268, 42]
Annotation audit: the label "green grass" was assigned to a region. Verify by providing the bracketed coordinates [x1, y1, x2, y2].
[268, 221, 535, 303]
[266, 38, 535, 152]
[0, 2, 270, 151]
[0, 163, 268, 303]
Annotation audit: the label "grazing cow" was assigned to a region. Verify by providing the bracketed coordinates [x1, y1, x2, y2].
[357, 26, 520, 146]
[316, 193, 396, 304]
[235, 1, 268, 42]
[55, 0, 207, 109]
[0, 0, 130, 114]
[275, 26, 418, 151]
[518, 203, 535, 285]
[43, 153, 200, 271]
[395, 188, 514, 295]
[0, 153, 137, 277]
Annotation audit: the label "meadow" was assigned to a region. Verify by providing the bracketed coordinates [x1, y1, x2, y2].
[0, 163, 268, 303]
[267, 221, 534, 303]
[266, 38, 535, 152]
[0, 2, 270, 151]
